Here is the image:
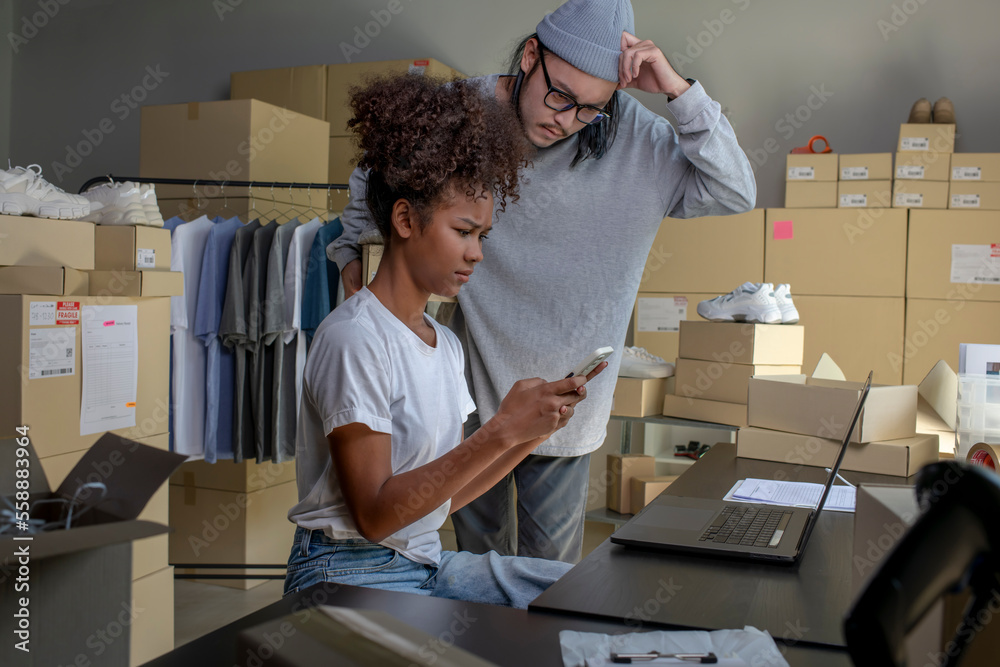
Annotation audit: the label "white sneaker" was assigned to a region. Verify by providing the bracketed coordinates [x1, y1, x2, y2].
[773, 283, 800, 324]
[697, 282, 782, 324]
[0, 164, 93, 219]
[619, 346, 675, 379]
[81, 181, 149, 226]
[140, 184, 164, 227]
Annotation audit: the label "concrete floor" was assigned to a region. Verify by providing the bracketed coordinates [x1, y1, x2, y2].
[170, 521, 617, 651]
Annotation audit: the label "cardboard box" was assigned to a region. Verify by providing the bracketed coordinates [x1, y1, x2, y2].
[906, 210, 1000, 301]
[633, 292, 718, 364]
[839, 153, 893, 181]
[852, 485, 944, 664]
[764, 208, 908, 297]
[638, 209, 764, 293]
[157, 188, 335, 223]
[326, 58, 466, 136]
[674, 358, 801, 404]
[736, 427, 938, 477]
[130, 566, 175, 667]
[901, 299, 1000, 386]
[893, 180, 950, 209]
[169, 458, 296, 492]
[837, 180, 893, 208]
[747, 375, 918, 444]
[894, 152, 951, 181]
[329, 136, 356, 185]
[678, 320, 804, 366]
[606, 453, 655, 514]
[95, 226, 171, 272]
[784, 181, 837, 208]
[0, 214, 95, 269]
[133, 482, 169, 580]
[951, 153, 1000, 182]
[0, 295, 170, 459]
[88, 270, 184, 297]
[0, 434, 184, 667]
[230, 64, 327, 120]
[611, 377, 670, 417]
[898, 123, 955, 153]
[140, 99, 330, 199]
[949, 181, 1000, 210]
[0, 266, 88, 296]
[168, 481, 299, 590]
[630, 475, 679, 513]
[786, 153, 838, 181]
[792, 295, 905, 385]
[916, 360, 958, 457]
[662, 392, 747, 427]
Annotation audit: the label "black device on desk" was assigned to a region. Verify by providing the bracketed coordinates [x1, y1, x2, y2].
[611, 371, 872, 563]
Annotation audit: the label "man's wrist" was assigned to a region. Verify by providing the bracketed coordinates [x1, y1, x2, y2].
[666, 78, 695, 101]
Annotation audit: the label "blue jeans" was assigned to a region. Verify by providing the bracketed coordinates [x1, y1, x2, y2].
[451, 412, 592, 563]
[283, 526, 573, 609]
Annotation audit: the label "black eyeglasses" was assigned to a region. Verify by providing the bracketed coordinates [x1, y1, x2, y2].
[536, 45, 611, 125]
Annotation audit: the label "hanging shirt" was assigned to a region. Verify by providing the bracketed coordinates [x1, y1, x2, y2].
[220, 219, 262, 463]
[301, 217, 343, 344]
[193, 216, 244, 462]
[263, 218, 300, 462]
[282, 218, 322, 426]
[245, 221, 279, 463]
[162, 215, 187, 451]
[169, 215, 214, 457]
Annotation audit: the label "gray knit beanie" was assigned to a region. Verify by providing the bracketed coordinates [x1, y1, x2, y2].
[536, 0, 635, 83]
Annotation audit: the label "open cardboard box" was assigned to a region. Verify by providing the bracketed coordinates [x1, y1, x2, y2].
[916, 359, 958, 458]
[0, 433, 185, 666]
[747, 369, 917, 444]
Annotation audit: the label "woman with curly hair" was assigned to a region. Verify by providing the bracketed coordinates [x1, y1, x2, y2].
[284, 74, 606, 608]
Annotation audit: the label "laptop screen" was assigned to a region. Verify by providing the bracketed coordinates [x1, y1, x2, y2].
[796, 371, 873, 551]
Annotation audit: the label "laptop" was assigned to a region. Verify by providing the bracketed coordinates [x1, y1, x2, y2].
[610, 371, 873, 564]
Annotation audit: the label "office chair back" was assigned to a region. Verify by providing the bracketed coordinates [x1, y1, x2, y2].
[844, 461, 1000, 667]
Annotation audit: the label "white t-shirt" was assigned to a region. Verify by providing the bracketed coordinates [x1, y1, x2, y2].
[170, 215, 214, 457]
[288, 287, 476, 565]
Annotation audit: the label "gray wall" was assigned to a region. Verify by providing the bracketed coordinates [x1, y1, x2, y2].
[6, 0, 1000, 205]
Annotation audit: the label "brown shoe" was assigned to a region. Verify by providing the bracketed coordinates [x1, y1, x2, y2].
[908, 98, 931, 123]
[933, 97, 955, 124]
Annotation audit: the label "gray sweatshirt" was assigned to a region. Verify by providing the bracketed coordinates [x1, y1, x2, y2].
[330, 74, 756, 457]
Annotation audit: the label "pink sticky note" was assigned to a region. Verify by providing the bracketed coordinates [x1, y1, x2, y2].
[103, 320, 115, 326]
[773, 220, 794, 240]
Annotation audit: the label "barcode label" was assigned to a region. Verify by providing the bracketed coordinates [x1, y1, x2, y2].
[41, 368, 72, 376]
[840, 194, 868, 207]
[787, 166, 815, 180]
[951, 194, 981, 208]
[897, 165, 925, 179]
[952, 167, 982, 180]
[841, 167, 869, 180]
[901, 137, 929, 151]
[895, 193, 924, 207]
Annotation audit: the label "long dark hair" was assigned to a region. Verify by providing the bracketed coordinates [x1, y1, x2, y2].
[506, 33, 621, 168]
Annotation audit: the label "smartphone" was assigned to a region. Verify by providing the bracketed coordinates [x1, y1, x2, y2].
[565, 346, 614, 378]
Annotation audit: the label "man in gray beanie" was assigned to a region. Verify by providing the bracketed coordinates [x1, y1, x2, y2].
[331, 0, 755, 564]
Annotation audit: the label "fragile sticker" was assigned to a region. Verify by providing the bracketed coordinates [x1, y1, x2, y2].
[56, 301, 81, 325]
[773, 220, 793, 240]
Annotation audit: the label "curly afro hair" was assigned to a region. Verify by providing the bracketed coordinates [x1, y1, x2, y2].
[347, 73, 532, 242]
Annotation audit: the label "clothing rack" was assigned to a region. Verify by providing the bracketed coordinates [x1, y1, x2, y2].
[77, 175, 349, 194]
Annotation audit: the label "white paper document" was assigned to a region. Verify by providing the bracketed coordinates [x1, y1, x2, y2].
[724, 478, 856, 513]
[28, 328, 76, 379]
[951, 244, 1000, 285]
[80, 305, 138, 436]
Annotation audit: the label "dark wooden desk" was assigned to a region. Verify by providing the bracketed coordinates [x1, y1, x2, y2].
[530, 443, 916, 650]
[144, 581, 851, 666]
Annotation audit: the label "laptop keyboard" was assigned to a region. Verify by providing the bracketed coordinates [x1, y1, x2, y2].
[698, 505, 792, 548]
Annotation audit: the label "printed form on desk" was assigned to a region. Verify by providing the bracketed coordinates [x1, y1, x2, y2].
[560, 626, 789, 666]
[723, 478, 856, 512]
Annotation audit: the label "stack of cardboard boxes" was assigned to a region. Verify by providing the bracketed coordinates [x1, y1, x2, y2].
[949, 152, 1000, 210]
[738, 375, 939, 477]
[0, 213, 179, 664]
[892, 123, 955, 210]
[662, 320, 803, 427]
[784, 151, 838, 208]
[632, 209, 765, 367]
[231, 58, 466, 213]
[837, 153, 893, 209]
[605, 452, 677, 515]
[139, 98, 330, 221]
